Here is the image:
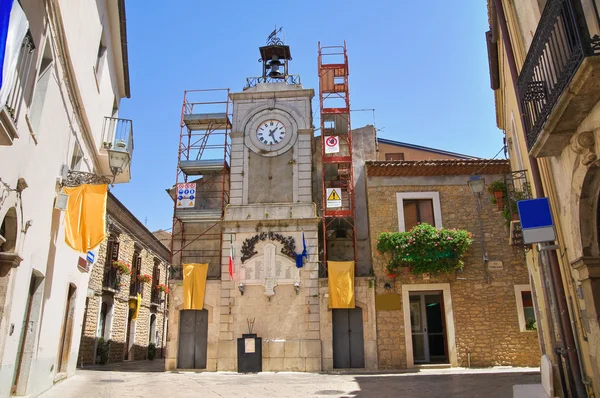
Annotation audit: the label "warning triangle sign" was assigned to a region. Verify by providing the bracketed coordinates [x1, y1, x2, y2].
[327, 190, 341, 201]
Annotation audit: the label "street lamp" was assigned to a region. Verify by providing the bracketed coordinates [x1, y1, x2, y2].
[107, 146, 131, 184]
[467, 174, 490, 280]
[467, 175, 485, 196]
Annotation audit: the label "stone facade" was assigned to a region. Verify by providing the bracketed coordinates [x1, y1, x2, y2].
[488, 1, 600, 395]
[366, 162, 540, 369]
[78, 193, 170, 366]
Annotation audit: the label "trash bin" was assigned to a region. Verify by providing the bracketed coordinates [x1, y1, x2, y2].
[237, 333, 262, 373]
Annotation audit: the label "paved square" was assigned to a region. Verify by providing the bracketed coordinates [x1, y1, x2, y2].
[38, 361, 541, 398]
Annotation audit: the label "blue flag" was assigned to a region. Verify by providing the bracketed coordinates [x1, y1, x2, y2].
[0, 0, 15, 90]
[296, 232, 308, 268]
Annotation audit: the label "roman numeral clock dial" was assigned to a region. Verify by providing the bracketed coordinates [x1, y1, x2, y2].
[256, 119, 286, 145]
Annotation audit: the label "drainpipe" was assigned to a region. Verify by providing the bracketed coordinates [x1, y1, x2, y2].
[492, 1, 588, 397]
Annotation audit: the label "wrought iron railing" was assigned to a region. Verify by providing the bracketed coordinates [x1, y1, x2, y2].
[103, 268, 119, 291]
[244, 74, 301, 89]
[3, 31, 35, 122]
[129, 279, 143, 297]
[518, 0, 600, 150]
[151, 287, 160, 304]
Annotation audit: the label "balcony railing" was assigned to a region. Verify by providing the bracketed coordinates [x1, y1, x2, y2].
[244, 74, 301, 89]
[3, 31, 35, 122]
[151, 287, 160, 305]
[102, 268, 119, 291]
[101, 116, 134, 156]
[518, 0, 600, 152]
[129, 279, 143, 297]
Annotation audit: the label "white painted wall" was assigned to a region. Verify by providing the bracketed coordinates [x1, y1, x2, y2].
[0, 0, 129, 396]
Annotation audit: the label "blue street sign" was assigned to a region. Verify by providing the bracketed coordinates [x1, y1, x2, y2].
[517, 198, 556, 244]
[86, 251, 95, 263]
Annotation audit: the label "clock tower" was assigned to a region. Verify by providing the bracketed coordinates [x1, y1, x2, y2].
[217, 33, 321, 372]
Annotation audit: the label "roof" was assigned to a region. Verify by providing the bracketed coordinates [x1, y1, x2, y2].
[117, 0, 131, 98]
[376, 138, 479, 160]
[107, 192, 170, 261]
[366, 159, 510, 177]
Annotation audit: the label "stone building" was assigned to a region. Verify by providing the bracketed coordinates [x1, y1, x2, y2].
[0, 1, 134, 396]
[165, 36, 539, 373]
[79, 192, 170, 365]
[365, 159, 540, 368]
[486, 0, 600, 395]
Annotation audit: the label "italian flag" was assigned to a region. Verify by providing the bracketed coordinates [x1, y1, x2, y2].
[229, 234, 234, 280]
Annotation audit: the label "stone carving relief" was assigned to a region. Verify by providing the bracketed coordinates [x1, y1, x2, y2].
[240, 242, 299, 296]
[571, 130, 597, 166]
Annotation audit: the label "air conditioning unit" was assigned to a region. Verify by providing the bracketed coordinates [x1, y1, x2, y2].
[54, 192, 69, 211]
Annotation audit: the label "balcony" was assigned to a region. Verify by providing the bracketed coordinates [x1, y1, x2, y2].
[98, 117, 134, 184]
[0, 31, 35, 146]
[518, 0, 600, 157]
[151, 287, 161, 305]
[102, 268, 119, 292]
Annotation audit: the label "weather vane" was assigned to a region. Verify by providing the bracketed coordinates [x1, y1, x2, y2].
[266, 26, 284, 45]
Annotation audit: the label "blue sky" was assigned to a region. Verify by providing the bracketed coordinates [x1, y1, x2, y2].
[112, 0, 502, 233]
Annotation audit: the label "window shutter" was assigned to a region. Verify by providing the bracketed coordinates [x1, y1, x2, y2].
[111, 241, 120, 261]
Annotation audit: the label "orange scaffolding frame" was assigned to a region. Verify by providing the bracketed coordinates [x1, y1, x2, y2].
[318, 42, 357, 271]
[170, 89, 231, 278]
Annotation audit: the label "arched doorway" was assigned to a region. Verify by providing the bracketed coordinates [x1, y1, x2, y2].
[575, 166, 600, 388]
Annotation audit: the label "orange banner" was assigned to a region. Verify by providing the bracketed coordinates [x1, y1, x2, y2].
[327, 261, 355, 308]
[63, 184, 107, 253]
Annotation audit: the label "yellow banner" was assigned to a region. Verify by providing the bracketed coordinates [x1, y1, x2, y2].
[132, 293, 141, 320]
[63, 184, 107, 253]
[183, 263, 208, 310]
[328, 261, 355, 308]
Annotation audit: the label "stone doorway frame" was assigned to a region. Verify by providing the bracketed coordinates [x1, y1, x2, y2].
[402, 283, 457, 368]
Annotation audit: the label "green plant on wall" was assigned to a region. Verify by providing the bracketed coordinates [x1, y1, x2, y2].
[376, 223, 473, 277]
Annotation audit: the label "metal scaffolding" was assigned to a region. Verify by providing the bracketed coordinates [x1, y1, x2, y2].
[170, 89, 231, 279]
[318, 42, 357, 271]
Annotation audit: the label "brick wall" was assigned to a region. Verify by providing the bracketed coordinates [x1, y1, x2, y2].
[78, 225, 169, 366]
[367, 176, 540, 369]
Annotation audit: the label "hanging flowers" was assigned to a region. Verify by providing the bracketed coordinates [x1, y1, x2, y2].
[137, 274, 152, 283]
[156, 283, 169, 294]
[112, 260, 131, 275]
[376, 223, 472, 276]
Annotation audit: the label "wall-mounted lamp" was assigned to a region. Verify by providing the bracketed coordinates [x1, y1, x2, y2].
[294, 281, 300, 295]
[384, 282, 392, 290]
[467, 175, 485, 196]
[238, 283, 245, 296]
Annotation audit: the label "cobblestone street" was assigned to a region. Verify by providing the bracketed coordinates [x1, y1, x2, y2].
[38, 360, 541, 398]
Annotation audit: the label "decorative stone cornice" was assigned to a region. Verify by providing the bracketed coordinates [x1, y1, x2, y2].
[570, 256, 600, 280]
[0, 252, 23, 269]
[570, 130, 598, 166]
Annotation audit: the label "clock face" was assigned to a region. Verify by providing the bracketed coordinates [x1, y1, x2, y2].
[256, 119, 286, 146]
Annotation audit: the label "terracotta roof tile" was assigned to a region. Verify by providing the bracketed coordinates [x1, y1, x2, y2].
[366, 159, 510, 177]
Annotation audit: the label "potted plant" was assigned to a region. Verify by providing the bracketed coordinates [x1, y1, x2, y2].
[156, 283, 169, 294]
[112, 260, 131, 275]
[376, 223, 473, 277]
[137, 274, 152, 283]
[114, 139, 127, 149]
[102, 141, 112, 149]
[487, 179, 507, 210]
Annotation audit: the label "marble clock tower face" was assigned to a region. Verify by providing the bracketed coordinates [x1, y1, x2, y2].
[244, 109, 298, 158]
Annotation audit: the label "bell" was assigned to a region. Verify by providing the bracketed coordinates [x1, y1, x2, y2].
[268, 55, 283, 78]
